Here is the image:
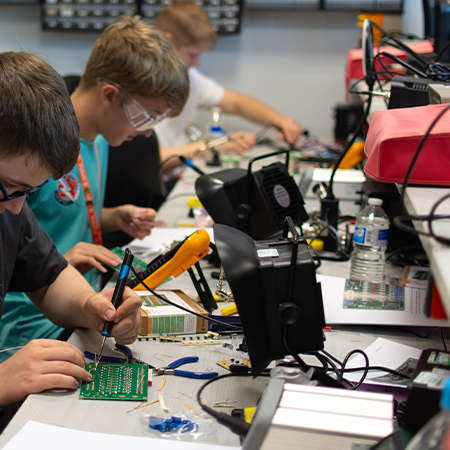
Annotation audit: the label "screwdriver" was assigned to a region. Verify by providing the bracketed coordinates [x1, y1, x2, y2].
[95, 248, 134, 370]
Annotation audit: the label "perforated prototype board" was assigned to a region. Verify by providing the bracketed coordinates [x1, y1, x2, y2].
[80, 363, 148, 401]
[111, 247, 148, 273]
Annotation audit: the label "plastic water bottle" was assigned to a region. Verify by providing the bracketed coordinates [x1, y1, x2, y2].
[205, 106, 225, 166]
[207, 106, 226, 139]
[350, 197, 389, 282]
[406, 377, 450, 449]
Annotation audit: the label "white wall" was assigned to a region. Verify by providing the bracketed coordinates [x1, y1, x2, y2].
[402, 0, 424, 37]
[0, 7, 96, 74]
[200, 10, 357, 141]
[0, 5, 412, 141]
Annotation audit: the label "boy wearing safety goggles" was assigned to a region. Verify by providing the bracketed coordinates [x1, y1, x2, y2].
[0, 16, 189, 359]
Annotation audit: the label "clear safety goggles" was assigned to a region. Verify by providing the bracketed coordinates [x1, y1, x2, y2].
[122, 95, 170, 132]
[97, 78, 170, 132]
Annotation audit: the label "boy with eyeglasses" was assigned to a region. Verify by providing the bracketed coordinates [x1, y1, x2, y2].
[0, 16, 189, 359]
[0, 51, 141, 417]
[154, 0, 302, 169]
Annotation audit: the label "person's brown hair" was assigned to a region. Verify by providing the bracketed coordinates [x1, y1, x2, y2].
[0, 51, 80, 178]
[79, 15, 189, 116]
[155, 1, 217, 50]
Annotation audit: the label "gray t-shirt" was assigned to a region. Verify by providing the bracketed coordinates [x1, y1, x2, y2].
[0, 202, 67, 317]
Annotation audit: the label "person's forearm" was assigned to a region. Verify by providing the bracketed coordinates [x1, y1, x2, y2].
[160, 141, 209, 173]
[27, 264, 96, 329]
[219, 90, 286, 129]
[101, 207, 120, 232]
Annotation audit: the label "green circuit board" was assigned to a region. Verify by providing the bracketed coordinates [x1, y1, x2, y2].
[80, 363, 148, 401]
[111, 247, 148, 273]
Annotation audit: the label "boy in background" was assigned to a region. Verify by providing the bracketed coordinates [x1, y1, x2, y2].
[154, 0, 302, 168]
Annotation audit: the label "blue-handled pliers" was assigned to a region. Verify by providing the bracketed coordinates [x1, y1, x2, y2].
[153, 356, 218, 379]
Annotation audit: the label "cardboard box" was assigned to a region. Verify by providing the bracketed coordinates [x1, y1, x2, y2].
[138, 289, 208, 336]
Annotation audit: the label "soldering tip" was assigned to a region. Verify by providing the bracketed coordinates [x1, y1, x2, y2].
[94, 336, 106, 371]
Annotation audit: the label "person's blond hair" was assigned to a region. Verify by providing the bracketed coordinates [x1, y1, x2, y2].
[155, 1, 217, 50]
[79, 15, 189, 116]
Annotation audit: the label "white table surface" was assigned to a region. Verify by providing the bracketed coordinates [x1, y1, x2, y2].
[403, 186, 450, 315]
[0, 152, 446, 448]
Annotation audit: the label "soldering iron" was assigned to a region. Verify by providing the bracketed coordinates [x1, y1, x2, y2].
[95, 247, 134, 370]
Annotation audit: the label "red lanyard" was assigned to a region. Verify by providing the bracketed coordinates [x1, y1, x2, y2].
[77, 147, 102, 246]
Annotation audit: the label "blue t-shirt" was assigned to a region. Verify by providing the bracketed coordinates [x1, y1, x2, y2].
[0, 136, 109, 358]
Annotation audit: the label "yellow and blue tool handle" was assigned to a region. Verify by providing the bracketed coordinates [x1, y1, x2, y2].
[102, 248, 134, 337]
[127, 238, 186, 289]
[144, 240, 184, 276]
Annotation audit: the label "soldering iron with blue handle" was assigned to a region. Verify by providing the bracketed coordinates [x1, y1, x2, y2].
[94, 247, 134, 370]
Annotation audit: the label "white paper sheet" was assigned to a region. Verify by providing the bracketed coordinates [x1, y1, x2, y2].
[3, 421, 240, 450]
[344, 337, 422, 386]
[317, 274, 450, 327]
[128, 227, 214, 252]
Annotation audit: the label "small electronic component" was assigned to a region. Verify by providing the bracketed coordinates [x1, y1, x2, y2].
[216, 360, 233, 370]
[80, 363, 148, 401]
[148, 416, 197, 433]
[182, 340, 222, 346]
[216, 358, 252, 372]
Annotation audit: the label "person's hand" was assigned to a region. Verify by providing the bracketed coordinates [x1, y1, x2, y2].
[221, 131, 256, 154]
[113, 205, 157, 239]
[277, 117, 301, 145]
[65, 242, 122, 274]
[84, 287, 142, 345]
[0, 339, 92, 407]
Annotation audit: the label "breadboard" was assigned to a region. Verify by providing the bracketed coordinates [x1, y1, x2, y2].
[80, 363, 148, 401]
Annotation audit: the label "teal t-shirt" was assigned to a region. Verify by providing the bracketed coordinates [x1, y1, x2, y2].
[0, 136, 109, 359]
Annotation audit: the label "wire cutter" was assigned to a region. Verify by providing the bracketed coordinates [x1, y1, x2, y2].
[152, 356, 218, 379]
[84, 343, 149, 365]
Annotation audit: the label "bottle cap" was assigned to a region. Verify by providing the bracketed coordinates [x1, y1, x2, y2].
[210, 125, 225, 134]
[368, 197, 382, 206]
[440, 377, 450, 410]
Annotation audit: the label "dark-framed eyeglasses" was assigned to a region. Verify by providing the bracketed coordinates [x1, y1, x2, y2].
[0, 179, 48, 202]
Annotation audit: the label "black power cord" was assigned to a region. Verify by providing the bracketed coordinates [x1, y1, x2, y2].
[372, 20, 450, 82]
[326, 94, 373, 200]
[393, 103, 450, 245]
[318, 349, 410, 385]
[196, 372, 270, 437]
[319, 94, 373, 255]
[371, 21, 430, 72]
